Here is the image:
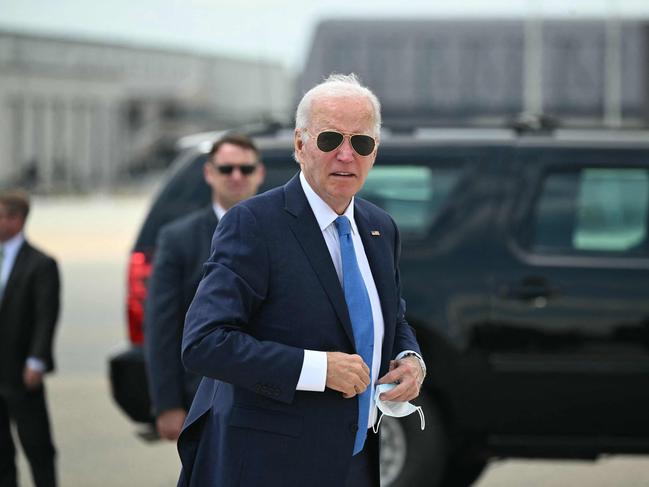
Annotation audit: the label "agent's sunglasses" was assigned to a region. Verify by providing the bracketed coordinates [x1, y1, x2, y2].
[213, 164, 258, 176]
[309, 130, 376, 157]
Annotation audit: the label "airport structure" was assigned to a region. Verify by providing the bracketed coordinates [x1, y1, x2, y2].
[300, 19, 649, 128]
[0, 30, 292, 192]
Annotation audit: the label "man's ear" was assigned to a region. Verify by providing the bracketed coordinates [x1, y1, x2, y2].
[294, 129, 304, 157]
[256, 163, 266, 183]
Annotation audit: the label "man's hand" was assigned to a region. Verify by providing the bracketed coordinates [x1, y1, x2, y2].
[156, 408, 187, 441]
[376, 356, 423, 402]
[325, 352, 370, 399]
[23, 367, 43, 390]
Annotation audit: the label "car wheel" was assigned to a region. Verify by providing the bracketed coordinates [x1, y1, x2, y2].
[380, 391, 447, 487]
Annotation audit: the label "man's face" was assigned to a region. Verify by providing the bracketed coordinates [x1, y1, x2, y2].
[294, 95, 378, 214]
[204, 142, 265, 210]
[0, 204, 23, 242]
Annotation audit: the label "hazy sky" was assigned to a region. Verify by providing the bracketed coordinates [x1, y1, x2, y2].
[2, 0, 649, 72]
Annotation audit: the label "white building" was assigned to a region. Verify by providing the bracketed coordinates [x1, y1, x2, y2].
[0, 30, 293, 191]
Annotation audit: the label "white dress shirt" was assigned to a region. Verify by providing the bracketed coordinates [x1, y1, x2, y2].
[212, 202, 227, 221]
[0, 231, 24, 294]
[0, 232, 46, 372]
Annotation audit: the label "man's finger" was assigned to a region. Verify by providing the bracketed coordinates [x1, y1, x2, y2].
[355, 382, 368, 394]
[383, 386, 416, 402]
[379, 381, 408, 401]
[362, 361, 371, 375]
[376, 368, 400, 385]
[358, 369, 371, 388]
[380, 376, 420, 402]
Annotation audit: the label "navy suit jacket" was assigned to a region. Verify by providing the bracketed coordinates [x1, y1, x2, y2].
[177, 174, 420, 487]
[144, 206, 218, 414]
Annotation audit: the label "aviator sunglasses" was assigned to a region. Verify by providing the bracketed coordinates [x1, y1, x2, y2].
[309, 130, 377, 157]
[213, 163, 258, 176]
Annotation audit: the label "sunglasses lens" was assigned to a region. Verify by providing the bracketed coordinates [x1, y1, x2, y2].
[315, 131, 375, 156]
[216, 164, 257, 176]
[351, 135, 375, 156]
[217, 165, 234, 175]
[316, 131, 344, 152]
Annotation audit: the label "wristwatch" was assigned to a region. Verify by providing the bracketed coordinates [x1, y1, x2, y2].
[401, 352, 427, 384]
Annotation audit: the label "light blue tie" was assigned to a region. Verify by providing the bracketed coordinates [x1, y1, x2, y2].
[335, 216, 374, 455]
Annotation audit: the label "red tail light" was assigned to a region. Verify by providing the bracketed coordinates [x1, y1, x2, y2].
[127, 251, 152, 345]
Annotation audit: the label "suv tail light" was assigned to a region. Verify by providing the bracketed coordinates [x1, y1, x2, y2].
[127, 251, 152, 345]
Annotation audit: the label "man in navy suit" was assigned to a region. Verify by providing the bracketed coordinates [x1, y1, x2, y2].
[144, 133, 265, 441]
[178, 73, 425, 486]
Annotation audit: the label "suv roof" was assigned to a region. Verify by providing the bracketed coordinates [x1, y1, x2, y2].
[140, 124, 649, 254]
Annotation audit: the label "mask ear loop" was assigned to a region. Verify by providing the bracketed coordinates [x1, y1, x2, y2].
[372, 412, 384, 434]
[416, 406, 425, 430]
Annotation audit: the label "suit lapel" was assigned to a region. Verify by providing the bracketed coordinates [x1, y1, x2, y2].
[355, 203, 397, 374]
[283, 176, 356, 348]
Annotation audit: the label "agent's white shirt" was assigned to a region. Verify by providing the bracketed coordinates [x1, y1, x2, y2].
[212, 202, 226, 221]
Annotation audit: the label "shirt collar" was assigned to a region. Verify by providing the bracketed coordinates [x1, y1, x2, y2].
[299, 172, 357, 235]
[2, 231, 25, 257]
[212, 202, 227, 220]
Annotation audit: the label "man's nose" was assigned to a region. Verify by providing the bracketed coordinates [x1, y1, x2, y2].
[230, 167, 244, 181]
[336, 137, 355, 161]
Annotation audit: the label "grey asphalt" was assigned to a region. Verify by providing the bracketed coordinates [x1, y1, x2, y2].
[12, 194, 649, 486]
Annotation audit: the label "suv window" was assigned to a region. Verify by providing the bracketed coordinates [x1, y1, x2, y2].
[359, 165, 462, 238]
[531, 167, 649, 254]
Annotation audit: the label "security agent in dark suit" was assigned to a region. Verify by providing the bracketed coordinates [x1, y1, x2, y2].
[177, 74, 426, 487]
[144, 133, 265, 441]
[0, 191, 60, 487]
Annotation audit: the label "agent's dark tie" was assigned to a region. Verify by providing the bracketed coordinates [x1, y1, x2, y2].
[335, 215, 374, 455]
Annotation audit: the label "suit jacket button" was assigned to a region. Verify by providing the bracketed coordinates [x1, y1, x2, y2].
[350, 423, 359, 433]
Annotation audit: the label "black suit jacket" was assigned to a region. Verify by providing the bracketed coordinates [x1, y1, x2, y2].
[0, 240, 60, 395]
[144, 206, 218, 415]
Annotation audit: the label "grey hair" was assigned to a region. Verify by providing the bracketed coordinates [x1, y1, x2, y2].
[295, 72, 382, 139]
[293, 73, 381, 163]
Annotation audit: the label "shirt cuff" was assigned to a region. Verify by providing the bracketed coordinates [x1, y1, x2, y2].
[395, 350, 423, 362]
[296, 350, 327, 391]
[26, 357, 46, 372]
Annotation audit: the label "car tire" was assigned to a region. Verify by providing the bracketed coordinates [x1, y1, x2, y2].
[380, 390, 447, 487]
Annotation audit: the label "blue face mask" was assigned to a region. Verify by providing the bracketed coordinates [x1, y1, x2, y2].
[372, 383, 425, 434]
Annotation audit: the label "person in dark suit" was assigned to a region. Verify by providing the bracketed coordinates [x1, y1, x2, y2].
[177, 74, 426, 487]
[144, 133, 265, 441]
[0, 190, 60, 487]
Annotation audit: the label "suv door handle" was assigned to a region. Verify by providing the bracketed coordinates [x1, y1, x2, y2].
[498, 277, 555, 301]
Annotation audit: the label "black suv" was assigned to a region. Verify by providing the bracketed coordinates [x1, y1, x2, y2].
[109, 126, 649, 487]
